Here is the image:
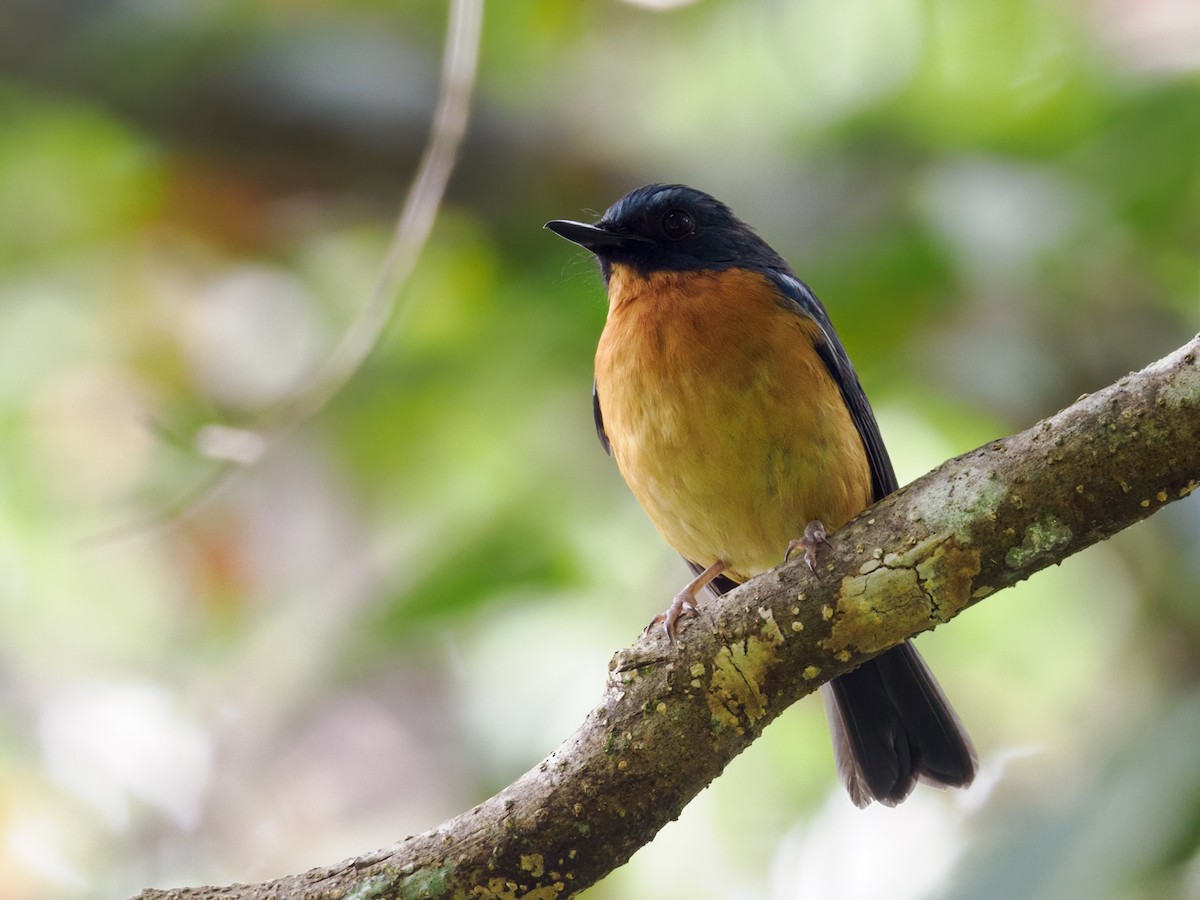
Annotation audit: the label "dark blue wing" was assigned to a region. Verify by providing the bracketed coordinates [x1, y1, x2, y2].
[765, 273, 978, 806]
[767, 271, 898, 501]
[593, 381, 611, 456]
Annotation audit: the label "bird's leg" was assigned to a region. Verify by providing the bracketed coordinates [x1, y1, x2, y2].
[785, 520, 829, 573]
[648, 560, 725, 644]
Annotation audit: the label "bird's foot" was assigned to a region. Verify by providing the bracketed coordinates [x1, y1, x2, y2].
[646, 589, 701, 644]
[645, 560, 726, 644]
[785, 520, 829, 573]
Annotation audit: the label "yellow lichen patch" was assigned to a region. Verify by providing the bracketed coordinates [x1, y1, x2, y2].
[826, 534, 981, 656]
[802, 665, 821, 680]
[757, 607, 785, 644]
[472, 878, 565, 900]
[916, 537, 982, 623]
[705, 616, 784, 730]
[520, 854, 545, 878]
[707, 645, 765, 729]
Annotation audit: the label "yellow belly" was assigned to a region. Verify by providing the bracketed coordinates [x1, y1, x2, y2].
[595, 265, 873, 583]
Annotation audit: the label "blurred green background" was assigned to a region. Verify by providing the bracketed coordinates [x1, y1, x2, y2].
[1, 1, 1199, 898]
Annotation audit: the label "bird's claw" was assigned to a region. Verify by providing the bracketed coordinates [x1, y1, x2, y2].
[646, 590, 700, 644]
[785, 519, 830, 573]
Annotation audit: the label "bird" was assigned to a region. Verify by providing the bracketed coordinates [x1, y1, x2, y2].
[544, 183, 977, 807]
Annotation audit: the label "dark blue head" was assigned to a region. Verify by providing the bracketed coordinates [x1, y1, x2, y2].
[545, 184, 789, 279]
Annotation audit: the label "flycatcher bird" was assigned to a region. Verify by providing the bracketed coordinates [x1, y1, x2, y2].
[545, 184, 976, 807]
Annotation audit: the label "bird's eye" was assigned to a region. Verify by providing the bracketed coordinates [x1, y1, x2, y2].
[660, 208, 696, 241]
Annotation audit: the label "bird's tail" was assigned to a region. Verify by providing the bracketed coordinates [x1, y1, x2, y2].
[822, 640, 977, 807]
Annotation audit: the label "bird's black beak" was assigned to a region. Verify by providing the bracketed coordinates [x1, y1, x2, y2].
[544, 219, 650, 253]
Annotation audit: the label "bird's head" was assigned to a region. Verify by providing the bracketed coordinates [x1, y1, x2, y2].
[545, 183, 787, 279]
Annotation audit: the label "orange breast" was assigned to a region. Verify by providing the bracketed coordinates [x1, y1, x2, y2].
[594, 265, 873, 582]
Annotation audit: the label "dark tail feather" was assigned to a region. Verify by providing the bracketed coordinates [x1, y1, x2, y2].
[823, 641, 976, 807]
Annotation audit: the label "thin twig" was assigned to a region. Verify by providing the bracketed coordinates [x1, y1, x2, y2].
[88, 0, 484, 545]
[264, 0, 484, 429]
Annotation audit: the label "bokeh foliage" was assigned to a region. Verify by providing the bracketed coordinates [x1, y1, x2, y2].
[0, 1, 1198, 898]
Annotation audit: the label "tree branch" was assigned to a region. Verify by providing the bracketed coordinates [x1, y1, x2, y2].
[134, 334, 1200, 900]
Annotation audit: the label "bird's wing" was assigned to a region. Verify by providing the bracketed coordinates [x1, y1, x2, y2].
[769, 271, 899, 501]
[593, 381, 612, 456]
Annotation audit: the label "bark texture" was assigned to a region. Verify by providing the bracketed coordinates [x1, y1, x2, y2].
[135, 335, 1200, 900]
